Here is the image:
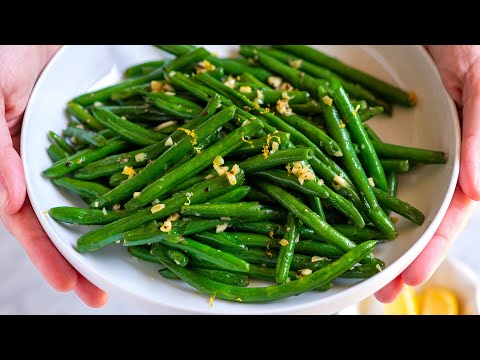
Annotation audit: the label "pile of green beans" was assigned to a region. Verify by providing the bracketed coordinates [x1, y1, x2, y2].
[43, 45, 447, 305]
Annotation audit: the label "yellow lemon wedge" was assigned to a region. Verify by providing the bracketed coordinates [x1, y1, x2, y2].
[419, 287, 459, 315]
[383, 286, 419, 315]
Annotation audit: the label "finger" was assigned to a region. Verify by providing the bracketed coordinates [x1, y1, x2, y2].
[0, 199, 77, 292]
[0, 110, 26, 215]
[374, 275, 404, 303]
[74, 273, 109, 308]
[402, 186, 476, 286]
[460, 62, 480, 200]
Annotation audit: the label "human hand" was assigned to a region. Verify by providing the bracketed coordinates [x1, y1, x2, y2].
[0, 45, 108, 307]
[375, 45, 480, 302]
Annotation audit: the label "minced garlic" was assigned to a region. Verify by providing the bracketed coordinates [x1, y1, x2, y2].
[213, 155, 228, 176]
[160, 219, 172, 232]
[224, 75, 236, 89]
[311, 256, 326, 263]
[368, 177, 376, 187]
[167, 213, 181, 222]
[135, 153, 147, 162]
[288, 58, 303, 69]
[226, 164, 240, 186]
[178, 127, 198, 146]
[278, 239, 289, 247]
[276, 99, 292, 116]
[154, 120, 178, 132]
[164, 137, 174, 147]
[333, 175, 347, 188]
[239, 86, 252, 93]
[322, 95, 333, 106]
[267, 76, 282, 89]
[150, 80, 162, 93]
[122, 166, 136, 179]
[195, 60, 216, 74]
[151, 204, 166, 214]
[133, 192, 141, 199]
[216, 223, 229, 233]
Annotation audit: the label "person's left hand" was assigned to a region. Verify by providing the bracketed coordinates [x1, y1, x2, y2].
[375, 45, 480, 302]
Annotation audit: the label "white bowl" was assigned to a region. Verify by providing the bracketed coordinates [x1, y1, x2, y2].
[22, 45, 460, 314]
[338, 257, 480, 315]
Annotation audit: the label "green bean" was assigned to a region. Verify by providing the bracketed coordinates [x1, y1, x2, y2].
[159, 268, 184, 279]
[231, 248, 332, 272]
[159, 267, 249, 287]
[309, 196, 325, 220]
[191, 232, 247, 252]
[278, 114, 342, 157]
[360, 106, 385, 122]
[154, 240, 377, 303]
[261, 47, 392, 112]
[254, 169, 365, 228]
[74, 142, 167, 180]
[195, 71, 345, 171]
[341, 262, 384, 278]
[92, 96, 225, 208]
[48, 131, 75, 154]
[124, 60, 167, 78]
[151, 238, 249, 273]
[110, 84, 151, 101]
[321, 93, 384, 208]
[43, 138, 128, 178]
[364, 125, 383, 142]
[372, 140, 448, 164]
[76, 171, 245, 252]
[146, 93, 203, 120]
[164, 47, 211, 73]
[128, 245, 161, 263]
[328, 83, 389, 192]
[49, 206, 136, 225]
[73, 67, 165, 106]
[47, 144, 70, 162]
[387, 171, 398, 197]
[275, 213, 298, 284]
[123, 220, 159, 239]
[155, 45, 196, 56]
[244, 90, 309, 104]
[230, 220, 382, 243]
[380, 159, 410, 172]
[52, 177, 110, 199]
[290, 100, 322, 114]
[320, 99, 396, 238]
[99, 105, 165, 117]
[208, 186, 251, 204]
[67, 102, 105, 131]
[125, 119, 263, 210]
[180, 202, 286, 222]
[372, 187, 425, 225]
[165, 248, 189, 267]
[172, 218, 229, 236]
[92, 108, 165, 146]
[275, 45, 416, 107]
[236, 148, 313, 174]
[240, 46, 325, 96]
[238, 72, 272, 89]
[257, 181, 359, 253]
[229, 132, 290, 157]
[63, 125, 107, 148]
[243, 187, 277, 205]
[108, 169, 140, 187]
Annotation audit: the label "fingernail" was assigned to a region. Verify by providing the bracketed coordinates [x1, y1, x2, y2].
[0, 174, 9, 214]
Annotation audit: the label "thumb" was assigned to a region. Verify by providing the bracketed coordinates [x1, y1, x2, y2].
[0, 111, 26, 216]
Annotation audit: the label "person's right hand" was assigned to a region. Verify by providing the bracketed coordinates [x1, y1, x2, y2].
[0, 45, 108, 307]
[375, 45, 480, 302]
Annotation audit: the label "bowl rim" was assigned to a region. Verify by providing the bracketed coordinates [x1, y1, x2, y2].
[21, 45, 461, 314]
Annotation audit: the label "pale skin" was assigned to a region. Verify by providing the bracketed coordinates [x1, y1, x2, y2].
[0, 45, 477, 308]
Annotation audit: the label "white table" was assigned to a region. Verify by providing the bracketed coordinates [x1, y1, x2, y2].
[1, 206, 479, 314]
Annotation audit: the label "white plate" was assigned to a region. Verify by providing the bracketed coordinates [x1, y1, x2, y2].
[22, 45, 460, 314]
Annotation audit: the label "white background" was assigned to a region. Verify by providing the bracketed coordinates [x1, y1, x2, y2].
[1, 205, 478, 314]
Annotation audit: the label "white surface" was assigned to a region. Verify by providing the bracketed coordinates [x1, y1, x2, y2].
[21, 45, 459, 314]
